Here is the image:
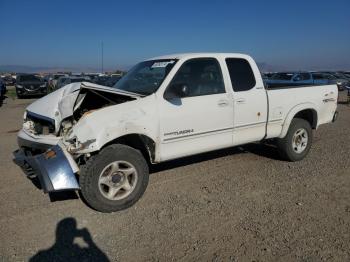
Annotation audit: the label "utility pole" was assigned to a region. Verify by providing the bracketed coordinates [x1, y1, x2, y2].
[101, 41, 104, 74]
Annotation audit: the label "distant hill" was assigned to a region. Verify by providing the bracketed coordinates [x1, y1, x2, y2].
[0, 65, 49, 73]
[0, 63, 282, 74]
[1, 62, 348, 74]
[0, 65, 113, 74]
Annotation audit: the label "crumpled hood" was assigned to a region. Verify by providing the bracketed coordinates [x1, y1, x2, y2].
[64, 94, 157, 153]
[26, 83, 81, 120]
[25, 82, 140, 131]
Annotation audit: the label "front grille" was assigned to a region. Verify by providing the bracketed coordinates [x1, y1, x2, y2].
[26, 111, 55, 135]
[24, 85, 40, 91]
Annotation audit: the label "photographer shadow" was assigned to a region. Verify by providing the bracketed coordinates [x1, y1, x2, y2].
[30, 217, 109, 262]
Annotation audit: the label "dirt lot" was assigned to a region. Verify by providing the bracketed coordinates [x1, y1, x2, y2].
[0, 92, 349, 261]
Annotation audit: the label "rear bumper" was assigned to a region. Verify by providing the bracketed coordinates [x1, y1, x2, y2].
[13, 145, 80, 193]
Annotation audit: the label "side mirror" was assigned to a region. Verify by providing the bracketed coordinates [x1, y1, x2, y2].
[164, 83, 189, 100]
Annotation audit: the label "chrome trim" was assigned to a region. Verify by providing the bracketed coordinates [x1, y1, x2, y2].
[268, 118, 283, 123]
[234, 121, 266, 129]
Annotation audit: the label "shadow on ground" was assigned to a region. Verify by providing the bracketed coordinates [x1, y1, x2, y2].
[13, 141, 280, 202]
[29, 217, 109, 262]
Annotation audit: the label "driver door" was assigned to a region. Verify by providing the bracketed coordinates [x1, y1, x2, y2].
[158, 58, 234, 161]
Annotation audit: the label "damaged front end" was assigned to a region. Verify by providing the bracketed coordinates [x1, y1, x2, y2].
[15, 82, 141, 193]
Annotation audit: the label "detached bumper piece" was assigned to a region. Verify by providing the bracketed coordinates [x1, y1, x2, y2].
[13, 145, 79, 193]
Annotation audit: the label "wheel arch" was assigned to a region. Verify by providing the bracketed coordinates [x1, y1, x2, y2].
[100, 134, 157, 164]
[279, 103, 318, 138]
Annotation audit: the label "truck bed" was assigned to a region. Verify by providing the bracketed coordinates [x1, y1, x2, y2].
[265, 84, 338, 139]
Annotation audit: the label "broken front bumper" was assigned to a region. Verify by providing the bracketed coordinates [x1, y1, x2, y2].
[17, 129, 60, 152]
[13, 145, 80, 193]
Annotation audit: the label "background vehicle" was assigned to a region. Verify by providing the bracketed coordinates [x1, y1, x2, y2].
[0, 78, 6, 98]
[42, 74, 52, 83]
[93, 75, 110, 86]
[14, 53, 338, 212]
[50, 74, 68, 89]
[265, 72, 328, 88]
[15, 74, 48, 98]
[2, 75, 16, 86]
[91, 75, 123, 87]
[333, 72, 350, 80]
[84, 73, 100, 82]
[105, 75, 122, 87]
[55, 76, 91, 89]
[317, 72, 349, 91]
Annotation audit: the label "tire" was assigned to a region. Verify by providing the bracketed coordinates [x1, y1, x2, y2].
[80, 144, 149, 213]
[276, 118, 313, 162]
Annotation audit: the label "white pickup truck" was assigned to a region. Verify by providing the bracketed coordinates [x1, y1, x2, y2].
[14, 53, 338, 212]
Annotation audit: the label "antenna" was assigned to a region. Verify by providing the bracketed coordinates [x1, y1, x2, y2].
[101, 41, 104, 74]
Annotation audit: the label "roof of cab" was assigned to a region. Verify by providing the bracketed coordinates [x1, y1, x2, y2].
[149, 52, 252, 61]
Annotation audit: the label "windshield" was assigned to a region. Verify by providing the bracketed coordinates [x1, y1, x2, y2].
[18, 75, 41, 82]
[54, 75, 64, 79]
[113, 59, 177, 95]
[71, 78, 86, 83]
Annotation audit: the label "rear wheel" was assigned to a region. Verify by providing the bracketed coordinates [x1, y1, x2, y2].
[80, 144, 149, 213]
[276, 118, 312, 162]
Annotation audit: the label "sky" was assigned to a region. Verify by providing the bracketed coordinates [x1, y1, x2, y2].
[0, 0, 349, 71]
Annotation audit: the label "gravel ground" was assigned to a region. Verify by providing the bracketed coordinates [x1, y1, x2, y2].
[0, 92, 349, 261]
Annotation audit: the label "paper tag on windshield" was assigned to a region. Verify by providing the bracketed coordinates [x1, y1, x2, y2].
[151, 61, 175, 68]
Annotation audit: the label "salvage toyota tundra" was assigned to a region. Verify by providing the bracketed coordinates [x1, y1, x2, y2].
[14, 53, 338, 212]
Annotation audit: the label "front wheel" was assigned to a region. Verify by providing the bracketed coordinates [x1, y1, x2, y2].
[276, 118, 313, 162]
[80, 144, 149, 213]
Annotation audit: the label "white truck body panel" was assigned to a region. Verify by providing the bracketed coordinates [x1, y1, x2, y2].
[18, 53, 338, 165]
[267, 85, 337, 139]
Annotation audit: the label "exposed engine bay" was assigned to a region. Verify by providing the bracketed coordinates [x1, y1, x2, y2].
[60, 88, 136, 136]
[73, 88, 136, 121]
[23, 84, 138, 137]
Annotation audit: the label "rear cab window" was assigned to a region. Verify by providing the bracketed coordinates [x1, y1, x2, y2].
[225, 58, 256, 92]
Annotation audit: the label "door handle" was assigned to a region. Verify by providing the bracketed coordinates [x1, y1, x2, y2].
[217, 99, 229, 107]
[235, 98, 246, 104]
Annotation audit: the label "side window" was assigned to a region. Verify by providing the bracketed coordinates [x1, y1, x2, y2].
[168, 58, 225, 97]
[300, 73, 311, 80]
[312, 74, 322, 80]
[294, 73, 311, 81]
[293, 74, 301, 81]
[225, 58, 256, 92]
